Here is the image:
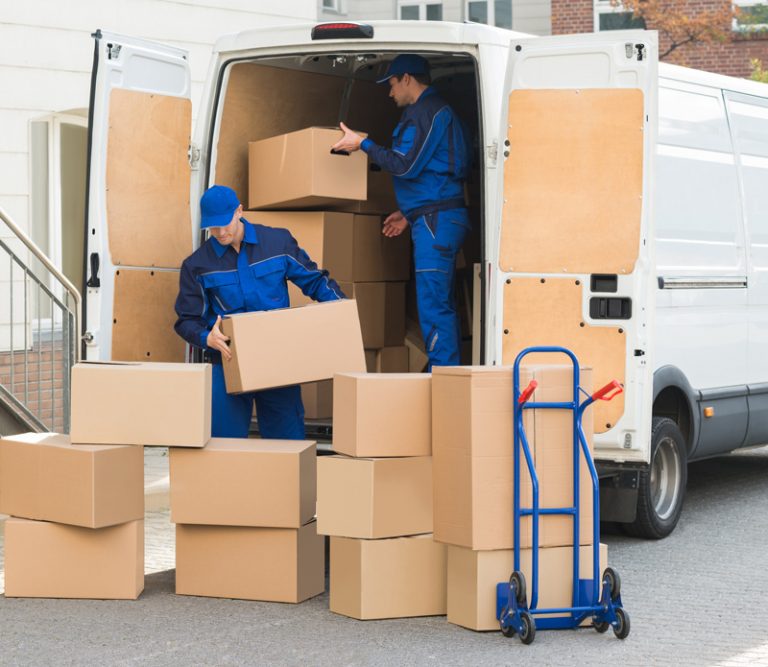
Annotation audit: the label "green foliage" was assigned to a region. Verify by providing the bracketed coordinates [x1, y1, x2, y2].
[751, 59, 768, 83]
[737, 4, 768, 26]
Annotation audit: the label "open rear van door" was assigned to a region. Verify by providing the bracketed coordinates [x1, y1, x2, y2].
[496, 31, 658, 464]
[83, 30, 193, 362]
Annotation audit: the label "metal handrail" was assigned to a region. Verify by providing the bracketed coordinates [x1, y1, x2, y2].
[0, 205, 81, 347]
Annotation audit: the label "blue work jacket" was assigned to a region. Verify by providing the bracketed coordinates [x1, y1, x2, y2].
[361, 86, 469, 221]
[174, 219, 345, 360]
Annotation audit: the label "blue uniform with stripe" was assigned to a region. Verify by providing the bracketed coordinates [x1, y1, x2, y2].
[174, 219, 344, 439]
[361, 86, 470, 369]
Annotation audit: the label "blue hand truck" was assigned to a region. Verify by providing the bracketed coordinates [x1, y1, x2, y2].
[496, 346, 630, 644]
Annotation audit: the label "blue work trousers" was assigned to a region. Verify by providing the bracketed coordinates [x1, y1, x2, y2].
[210, 362, 305, 439]
[411, 208, 469, 370]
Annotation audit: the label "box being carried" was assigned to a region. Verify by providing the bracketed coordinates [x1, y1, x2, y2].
[248, 127, 367, 209]
[221, 300, 366, 394]
[70, 361, 211, 447]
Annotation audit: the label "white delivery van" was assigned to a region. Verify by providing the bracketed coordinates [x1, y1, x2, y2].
[82, 22, 768, 539]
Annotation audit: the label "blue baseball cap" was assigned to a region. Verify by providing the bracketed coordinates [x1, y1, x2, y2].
[200, 185, 240, 229]
[376, 54, 430, 84]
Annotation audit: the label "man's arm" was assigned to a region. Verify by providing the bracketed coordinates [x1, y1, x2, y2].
[174, 260, 212, 350]
[282, 231, 346, 302]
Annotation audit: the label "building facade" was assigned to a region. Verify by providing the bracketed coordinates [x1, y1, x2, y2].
[552, 0, 768, 78]
[319, 0, 552, 36]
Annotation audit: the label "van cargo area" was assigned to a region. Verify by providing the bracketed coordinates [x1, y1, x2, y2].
[207, 52, 483, 439]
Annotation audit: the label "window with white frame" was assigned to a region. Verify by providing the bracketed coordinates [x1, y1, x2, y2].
[465, 0, 512, 29]
[734, 1, 768, 31]
[322, 0, 344, 13]
[594, 0, 646, 31]
[398, 1, 443, 20]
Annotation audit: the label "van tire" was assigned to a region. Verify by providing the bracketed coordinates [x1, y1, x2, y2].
[626, 417, 687, 539]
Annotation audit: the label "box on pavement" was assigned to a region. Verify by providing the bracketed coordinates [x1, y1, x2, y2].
[431, 365, 593, 551]
[330, 534, 447, 620]
[332, 372, 431, 457]
[4, 518, 144, 599]
[0, 432, 143, 528]
[170, 439, 316, 528]
[249, 211, 410, 285]
[338, 281, 405, 348]
[301, 380, 333, 419]
[364, 346, 410, 373]
[446, 543, 608, 631]
[221, 300, 366, 394]
[248, 127, 367, 209]
[317, 455, 432, 539]
[175, 521, 325, 603]
[70, 361, 211, 447]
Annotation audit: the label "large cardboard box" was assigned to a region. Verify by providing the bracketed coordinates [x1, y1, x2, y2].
[4, 518, 144, 599]
[70, 361, 211, 447]
[249, 211, 410, 284]
[405, 326, 429, 372]
[317, 455, 432, 539]
[330, 534, 447, 619]
[338, 282, 406, 349]
[431, 365, 593, 551]
[0, 432, 143, 528]
[170, 439, 316, 528]
[175, 521, 325, 603]
[364, 346, 409, 373]
[333, 373, 431, 457]
[446, 543, 608, 631]
[301, 380, 333, 419]
[248, 127, 367, 209]
[221, 300, 366, 394]
[331, 164, 399, 215]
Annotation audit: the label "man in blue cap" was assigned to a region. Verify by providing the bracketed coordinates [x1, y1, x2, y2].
[332, 53, 470, 370]
[174, 184, 345, 439]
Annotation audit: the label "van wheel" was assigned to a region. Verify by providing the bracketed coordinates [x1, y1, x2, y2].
[626, 417, 687, 539]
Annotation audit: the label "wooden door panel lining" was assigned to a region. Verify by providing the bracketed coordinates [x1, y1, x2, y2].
[502, 277, 625, 431]
[106, 89, 193, 268]
[112, 268, 185, 362]
[500, 88, 644, 275]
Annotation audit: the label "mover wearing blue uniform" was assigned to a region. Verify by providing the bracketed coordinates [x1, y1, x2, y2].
[174, 185, 345, 439]
[332, 54, 470, 369]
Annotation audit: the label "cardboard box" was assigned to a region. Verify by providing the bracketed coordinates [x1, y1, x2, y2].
[364, 346, 409, 373]
[431, 365, 593, 551]
[175, 521, 325, 603]
[221, 300, 366, 394]
[249, 211, 410, 284]
[330, 164, 399, 215]
[170, 439, 316, 528]
[301, 380, 333, 419]
[405, 327, 429, 372]
[447, 543, 608, 631]
[70, 361, 211, 447]
[0, 432, 143, 528]
[317, 455, 432, 538]
[248, 127, 367, 209]
[338, 282, 405, 349]
[330, 534, 447, 619]
[4, 518, 144, 599]
[333, 373, 431, 457]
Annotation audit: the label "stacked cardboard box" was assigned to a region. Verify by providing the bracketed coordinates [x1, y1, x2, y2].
[247, 127, 411, 419]
[318, 372, 447, 619]
[431, 364, 607, 631]
[0, 361, 212, 599]
[170, 438, 324, 603]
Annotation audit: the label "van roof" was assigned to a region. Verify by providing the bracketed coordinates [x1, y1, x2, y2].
[213, 20, 529, 54]
[660, 62, 768, 100]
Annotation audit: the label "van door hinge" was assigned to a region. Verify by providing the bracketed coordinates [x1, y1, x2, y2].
[188, 143, 201, 170]
[486, 141, 498, 168]
[107, 43, 122, 60]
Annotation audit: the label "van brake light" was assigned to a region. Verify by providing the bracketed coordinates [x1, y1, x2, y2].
[311, 22, 374, 40]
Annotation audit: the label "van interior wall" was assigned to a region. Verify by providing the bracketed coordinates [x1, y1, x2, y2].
[214, 59, 482, 367]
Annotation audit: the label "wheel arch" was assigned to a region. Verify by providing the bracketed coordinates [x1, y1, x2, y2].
[652, 365, 699, 457]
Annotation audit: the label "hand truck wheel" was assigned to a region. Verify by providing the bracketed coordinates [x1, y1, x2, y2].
[593, 619, 610, 633]
[602, 567, 621, 601]
[613, 608, 630, 640]
[499, 608, 516, 638]
[519, 611, 536, 645]
[510, 571, 527, 606]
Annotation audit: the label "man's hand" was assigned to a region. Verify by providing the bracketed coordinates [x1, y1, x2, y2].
[206, 315, 232, 361]
[331, 122, 364, 153]
[382, 211, 409, 238]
